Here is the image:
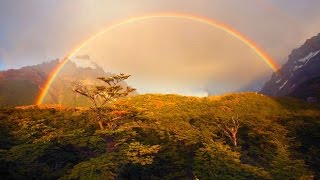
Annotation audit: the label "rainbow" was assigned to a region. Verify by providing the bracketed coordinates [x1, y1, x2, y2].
[35, 12, 280, 105]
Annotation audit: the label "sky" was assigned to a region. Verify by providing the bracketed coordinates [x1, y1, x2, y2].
[1, 0, 320, 95]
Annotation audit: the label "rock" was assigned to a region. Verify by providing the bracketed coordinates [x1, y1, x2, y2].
[261, 33, 320, 100]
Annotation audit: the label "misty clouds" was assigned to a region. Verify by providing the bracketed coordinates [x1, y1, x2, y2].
[1, 0, 320, 94]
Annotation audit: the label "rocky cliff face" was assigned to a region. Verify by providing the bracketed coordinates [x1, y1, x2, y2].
[261, 33, 320, 100]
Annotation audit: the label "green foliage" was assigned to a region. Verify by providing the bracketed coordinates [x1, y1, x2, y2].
[63, 153, 126, 180]
[3, 142, 78, 179]
[0, 93, 320, 179]
[193, 142, 271, 180]
[126, 142, 161, 165]
[270, 143, 313, 179]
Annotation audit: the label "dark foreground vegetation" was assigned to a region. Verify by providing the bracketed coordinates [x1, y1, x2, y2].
[0, 93, 320, 179]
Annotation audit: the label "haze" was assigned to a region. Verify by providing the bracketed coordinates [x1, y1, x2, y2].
[1, 0, 320, 95]
[76, 19, 269, 95]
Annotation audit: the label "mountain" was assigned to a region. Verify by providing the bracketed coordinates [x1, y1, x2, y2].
[261, 33, 320, 100]
[0, 56, 133, 107]
[0, 61, 50, 107]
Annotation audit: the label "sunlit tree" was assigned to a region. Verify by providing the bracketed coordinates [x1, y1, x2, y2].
[73, 73, 136, 130]
[215, 116, 240, 146]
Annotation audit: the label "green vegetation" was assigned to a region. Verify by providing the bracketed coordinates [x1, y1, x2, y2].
[0, 93, 319, 179]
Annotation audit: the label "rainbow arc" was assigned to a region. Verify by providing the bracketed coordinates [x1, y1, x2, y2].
[36, 13, 280, 105]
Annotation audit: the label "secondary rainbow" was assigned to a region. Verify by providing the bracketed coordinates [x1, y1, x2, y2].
[36, 12, 280, 105]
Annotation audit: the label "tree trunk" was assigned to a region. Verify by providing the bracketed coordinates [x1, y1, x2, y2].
[96, 110, 104, 130]
[232, 133, 237, 146]
[98, 120, 104, 130]
[233, 137, 237, 146]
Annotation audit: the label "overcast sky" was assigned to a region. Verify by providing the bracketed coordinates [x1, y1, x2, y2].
[1, 0, 320, 95]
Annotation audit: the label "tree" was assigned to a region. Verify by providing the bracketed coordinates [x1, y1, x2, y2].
[73, 73, 136, 130]
[215, 116, 240, 146]
[193, 142, 270, 179]
[270, 143, 313, 179]
[126, 142, 161, 165]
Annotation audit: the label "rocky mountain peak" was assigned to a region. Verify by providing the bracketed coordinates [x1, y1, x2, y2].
[261, 33, 320, 99]
[289, 33, 320, 63]
[70, 54, 100, 70]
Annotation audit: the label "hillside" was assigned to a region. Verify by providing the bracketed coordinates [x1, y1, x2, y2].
[0, 93, 319, 179]
[0, 57, 133, 107]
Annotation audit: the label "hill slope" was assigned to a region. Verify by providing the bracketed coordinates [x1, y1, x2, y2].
[0, 57, 133, 107]
[0, 93, 319, 179]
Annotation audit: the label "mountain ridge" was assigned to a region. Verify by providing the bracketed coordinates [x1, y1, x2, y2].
[261, 33, 320, 101]
[0, 57, 132, 107]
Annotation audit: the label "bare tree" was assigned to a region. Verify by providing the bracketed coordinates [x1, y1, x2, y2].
[73, 73, 136, 130]
[214, 116, 240, 146]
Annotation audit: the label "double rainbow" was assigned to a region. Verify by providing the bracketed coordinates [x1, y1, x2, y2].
[36, 12, 280, 105]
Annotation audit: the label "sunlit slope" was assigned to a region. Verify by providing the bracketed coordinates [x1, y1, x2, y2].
[0, 93, 319, 179]
[0, 80, 39, 107]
